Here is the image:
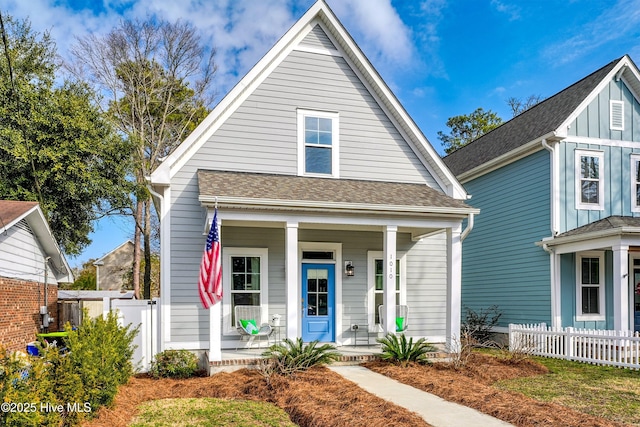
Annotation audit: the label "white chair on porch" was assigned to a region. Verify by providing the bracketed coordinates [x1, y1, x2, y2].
[378, 305, 409, 333]
[235, 305, 272, 350]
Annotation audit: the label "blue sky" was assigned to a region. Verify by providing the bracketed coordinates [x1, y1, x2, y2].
[4, 0, 640, 268]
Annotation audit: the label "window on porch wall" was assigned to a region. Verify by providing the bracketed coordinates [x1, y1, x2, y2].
[231, 256, 261, 326]
[576, 252, 605, 321]
[374, 259, 400, 324]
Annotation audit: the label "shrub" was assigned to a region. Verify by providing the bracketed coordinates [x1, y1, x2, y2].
[62, 311, 138, 409]
[148, 350, 199, 379]
[261, 338, 340, 377]
[461, 305, 502, 344]
[377, 333, 436, 366]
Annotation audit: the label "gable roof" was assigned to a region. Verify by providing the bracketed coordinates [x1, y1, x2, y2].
[150, 0, 467, 200]
[197, 170, 476, 215]
[444, 55, 640, 179]
[0, 200, 73, 282]
[93, 240, 134, 265]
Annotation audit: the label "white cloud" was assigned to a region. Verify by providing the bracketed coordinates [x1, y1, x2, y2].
[490, 0, 521, 21]
[543, 0, 640, 64]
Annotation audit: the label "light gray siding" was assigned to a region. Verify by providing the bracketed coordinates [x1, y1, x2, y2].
[182, 32, 440, 187]
[0, 220, 57, 284]
[300, 24, 336, 50]
[167, 25, 448, 344]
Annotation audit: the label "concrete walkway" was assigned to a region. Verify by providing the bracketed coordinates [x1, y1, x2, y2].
[330, 365, 513, 427]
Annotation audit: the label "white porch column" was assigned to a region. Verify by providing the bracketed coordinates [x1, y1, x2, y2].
[613, 244, 630, 331]
[209, 215, 222, 362]
[550, 250, 562, 329]
[383, 226, 397, 335]
[446, 225, 462, 352]
[285, 222, 299, 339]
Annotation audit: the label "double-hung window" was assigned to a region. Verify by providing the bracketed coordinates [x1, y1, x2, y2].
[576, 252, 605, 321]
[223, 248, 269, 333]
[367, 251, 406, 327]
[575, 150, 604, 210]
[631, 154, 640, 212]
[297, 109, 339, 177]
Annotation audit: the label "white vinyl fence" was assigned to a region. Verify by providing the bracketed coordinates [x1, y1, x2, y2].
[509, 323, 640, 369]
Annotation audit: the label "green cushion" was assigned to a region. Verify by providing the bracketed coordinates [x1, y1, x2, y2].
[396, 317, 405, 331]
[240, 319, 259, 335]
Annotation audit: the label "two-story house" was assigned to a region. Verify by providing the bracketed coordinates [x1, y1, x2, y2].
[149, 0, 477, 362]
[444, 55, 640, 333]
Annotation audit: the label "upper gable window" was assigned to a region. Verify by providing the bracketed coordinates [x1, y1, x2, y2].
[610, 100, 624, 131]
[575, 150, 604, 211]
[297, 109, 339, 177]
[631, 154, 640, 212]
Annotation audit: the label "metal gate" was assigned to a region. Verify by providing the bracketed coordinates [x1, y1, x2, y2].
[111, 298, 160, 372]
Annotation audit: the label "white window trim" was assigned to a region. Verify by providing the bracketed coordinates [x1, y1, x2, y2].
[222, 247, 269, 335]
[631, 154, 640, 213]
[610, 100, 624, 131]
[575, 251, 605, 322]
[367, 251, 407, 329]
[575, 149, 604, 211]
[297, 109, 339, 178]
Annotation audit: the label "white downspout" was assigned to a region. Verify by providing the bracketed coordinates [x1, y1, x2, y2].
[461, 212, 474, 242]
[541, 138, 561, 329]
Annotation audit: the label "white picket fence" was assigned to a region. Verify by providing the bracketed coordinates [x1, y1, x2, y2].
[509, 323, 640, 369]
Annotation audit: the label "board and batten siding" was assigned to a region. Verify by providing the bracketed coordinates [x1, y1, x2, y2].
[568, 79, 640, 142]
[558, 141, 640, 233]
[461, 149, 551, 326]
[0, 220, 57, 284]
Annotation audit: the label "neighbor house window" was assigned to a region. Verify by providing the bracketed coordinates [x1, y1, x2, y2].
[631, 154, 640, 212]
[223, 248, 268, 333]
[575, 150, 604, 210]
[297, 109, 339, 177]
[576, 252, 605, 321]
[367, 251, 406, 327]
[610, 100, 624, 131]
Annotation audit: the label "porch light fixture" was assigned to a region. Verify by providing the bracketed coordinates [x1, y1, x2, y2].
[345, 261, 355, 277]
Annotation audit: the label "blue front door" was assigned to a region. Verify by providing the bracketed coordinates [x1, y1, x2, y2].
[302, 263, 335, 342]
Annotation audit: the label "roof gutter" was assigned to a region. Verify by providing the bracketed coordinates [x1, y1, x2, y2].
[461, 212, 474, 242]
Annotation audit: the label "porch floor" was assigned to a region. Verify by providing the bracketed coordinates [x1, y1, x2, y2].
[207, 344, 385, 374]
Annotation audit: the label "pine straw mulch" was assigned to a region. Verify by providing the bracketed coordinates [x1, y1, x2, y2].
[364, 353, 627, 427]
[82, 367, 429, 427]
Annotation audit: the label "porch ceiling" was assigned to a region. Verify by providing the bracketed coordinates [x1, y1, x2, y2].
[197, 170, 477, 216]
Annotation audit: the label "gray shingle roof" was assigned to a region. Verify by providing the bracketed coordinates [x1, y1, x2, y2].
[443, 57, 623, 177]
[556, 216, 640, 239]
[197, 170, 473, 211]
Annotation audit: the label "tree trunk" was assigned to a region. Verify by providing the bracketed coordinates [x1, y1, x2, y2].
[133, 199, 142, 299]
[143, 199, 152, 299]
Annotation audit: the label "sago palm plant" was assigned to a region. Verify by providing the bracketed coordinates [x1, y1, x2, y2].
[261, 338, 341, 376]
[377, 333, 436, 366]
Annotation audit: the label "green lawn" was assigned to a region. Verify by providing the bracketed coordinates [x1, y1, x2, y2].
[129, 398, 297, 427]
[495, 356, 640, 425]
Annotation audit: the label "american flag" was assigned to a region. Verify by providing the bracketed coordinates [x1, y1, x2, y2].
[198, 209, 222, 309]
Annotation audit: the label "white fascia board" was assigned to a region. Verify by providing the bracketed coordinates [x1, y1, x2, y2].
[25, 206, 74, 282]
[150, 3, 326, 184]
[557, 57, 628, 134]
[457, 132, 563, 183]
[199, 195, 478, 217]
[94, 240, 134, 263]
[315, 10, 466, 200]
[537, 227, 640, 254]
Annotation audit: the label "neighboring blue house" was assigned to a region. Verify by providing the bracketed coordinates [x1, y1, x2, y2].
[444, 55, 640, 333]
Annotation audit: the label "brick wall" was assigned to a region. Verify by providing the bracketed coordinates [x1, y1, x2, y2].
[0, 277, 58, 352]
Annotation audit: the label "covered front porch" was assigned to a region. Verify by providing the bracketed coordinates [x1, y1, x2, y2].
[198, 170, 478, 362]
[539, 216, 640, 332]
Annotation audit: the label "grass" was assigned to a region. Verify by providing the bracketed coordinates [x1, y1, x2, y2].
[495, 356, 640, 424]
[130, 397, 297, 427]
